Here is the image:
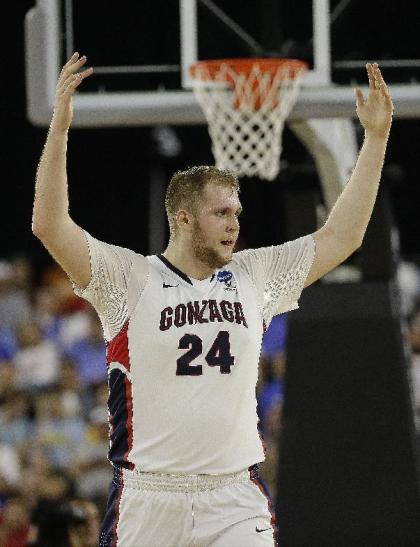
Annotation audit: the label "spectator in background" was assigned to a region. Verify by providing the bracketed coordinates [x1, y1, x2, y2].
[0, 257, 32, 360]
[0, 391, 33, 447]
[0, 360, 18, 402]
[30, 470, 76, 546]
[94, 381, 109, 409]
[31, 497, 99, 547]
[14, 321, 60, 392]
[0, 329, 18, 361]
[0, 389, 31, 500]
[37, 468, 75, 505]
[34, 390, 86, 469]
[68, 499, 100, 547]
[261, 314, 287, 358]
[0, 444, 22, 492]
[11, 255, 33, 296]
[257, 314, 288, 499]
[41, 263, 91, 351]
[258, 314, 287, 435]
[258, 356, 286, 437]
[0, 258, 32, 332]
[65, 311, 107, 387]
[0, 494, 31, 547]
[18, 444, 54, 511]
[34, 286, 63, 343]
[56, 358, 86, 418]
[72, 405, 112, 502]
[0, 475, 14, 511]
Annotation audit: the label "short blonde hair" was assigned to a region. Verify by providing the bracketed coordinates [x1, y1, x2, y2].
[165, 166, 240, 234]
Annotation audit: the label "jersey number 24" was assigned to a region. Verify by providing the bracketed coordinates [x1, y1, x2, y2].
[177, 331, 234, 375]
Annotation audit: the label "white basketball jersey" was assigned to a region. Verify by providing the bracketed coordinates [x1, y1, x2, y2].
[73, 231, 314, 474]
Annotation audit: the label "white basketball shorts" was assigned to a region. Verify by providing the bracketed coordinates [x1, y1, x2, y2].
[99, 465, 277, 547]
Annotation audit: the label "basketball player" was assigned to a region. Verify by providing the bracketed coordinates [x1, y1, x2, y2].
[32, 53, 393, 546]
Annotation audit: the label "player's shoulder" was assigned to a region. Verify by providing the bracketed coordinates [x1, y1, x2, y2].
[227, 251, 258, 280]
[86, 230, 151, 278]
[143, 254, 179, 281]
[230, 247, 262, 270]
[85, 230, 139, 257]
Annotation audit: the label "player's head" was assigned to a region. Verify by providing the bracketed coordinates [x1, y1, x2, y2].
[165, 166, 241, 269]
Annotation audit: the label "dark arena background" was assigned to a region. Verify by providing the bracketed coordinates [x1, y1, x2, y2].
[1, 1, 420, 545]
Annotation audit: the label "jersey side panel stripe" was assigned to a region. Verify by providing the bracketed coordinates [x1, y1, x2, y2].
[112, 477, 123, 547]
[99, 469, 124, 547]
[106, 320, 134, 469]
[107, 321, 131, 371]
[123, 375, 134, 467]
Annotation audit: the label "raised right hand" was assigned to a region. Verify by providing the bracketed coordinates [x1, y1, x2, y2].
[355, 63, 393, 140]
[51, 52, 94, 132]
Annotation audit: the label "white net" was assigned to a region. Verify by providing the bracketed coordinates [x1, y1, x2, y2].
[191, 60, 306, 180]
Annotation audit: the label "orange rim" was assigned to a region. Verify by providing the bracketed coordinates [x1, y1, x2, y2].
[190, 58, 308, 82]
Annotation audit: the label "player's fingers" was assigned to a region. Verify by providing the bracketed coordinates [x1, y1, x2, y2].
[58, 67, 93, 93]
[62, 67, 94, 95]
[59, 52, 78, 75]
[58, 55, 88, 85]
[61, 74, 83, 96]
[366, 63, 375, 90]
[57, 73, 79, 94]
[372, 63, 382, 89]
[59, 72, 81, 93]
[59, 56, 87, 83]
[57, 75, 77, 96]
[59, 52, 79, 79]
[58, 72, 78, 88]
[73, 55, 88, 71]
[374, 65, 390, 96]
[62, 52, 79, 70]
[371, 65, 393, 113]
[355, 87, 364, 109]
[78, 66, 94, 81]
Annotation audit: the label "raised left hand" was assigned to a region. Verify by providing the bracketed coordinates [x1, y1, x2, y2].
[355, 63, 393, 139]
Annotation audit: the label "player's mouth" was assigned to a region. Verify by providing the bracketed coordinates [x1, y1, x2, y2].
[220, 239, 234, 247]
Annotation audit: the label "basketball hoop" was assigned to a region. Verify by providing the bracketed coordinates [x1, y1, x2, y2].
[190, 58, 308, 180]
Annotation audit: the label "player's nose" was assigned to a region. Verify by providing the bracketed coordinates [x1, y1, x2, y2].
[227, 215, 239, 233]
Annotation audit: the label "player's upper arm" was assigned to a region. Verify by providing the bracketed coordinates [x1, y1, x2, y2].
[33, 217, 91, 289]
[305, 225, 358, 287]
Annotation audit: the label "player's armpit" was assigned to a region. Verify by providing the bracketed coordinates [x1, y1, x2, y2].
[304, 225, 359, 287]
[33, 217, 91, 289]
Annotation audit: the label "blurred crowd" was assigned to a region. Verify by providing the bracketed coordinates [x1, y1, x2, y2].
[0, 254, 288, 546]
[0, 256, 109, 546]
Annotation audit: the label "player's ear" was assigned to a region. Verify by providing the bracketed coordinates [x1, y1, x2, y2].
[175, 210, 192, 232]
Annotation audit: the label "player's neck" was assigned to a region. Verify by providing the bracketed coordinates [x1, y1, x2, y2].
[163, 242, 215, 281]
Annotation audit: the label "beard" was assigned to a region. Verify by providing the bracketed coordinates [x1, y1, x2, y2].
[192, 223, 231, 270]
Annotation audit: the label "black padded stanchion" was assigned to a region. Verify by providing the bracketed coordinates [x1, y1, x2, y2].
[277, 281, 420, 546]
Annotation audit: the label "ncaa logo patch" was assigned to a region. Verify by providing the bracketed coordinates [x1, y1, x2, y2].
[217, 270, 237, 292]
[217, 270, 233, 283]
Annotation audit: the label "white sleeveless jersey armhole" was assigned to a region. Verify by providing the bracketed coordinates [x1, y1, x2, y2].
[232, 234, 315, 327]
[72, 230, 149, 341]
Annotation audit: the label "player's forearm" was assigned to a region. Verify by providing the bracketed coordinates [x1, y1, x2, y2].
[324, 132, 389, 249]
[32, 125, 71, 237]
